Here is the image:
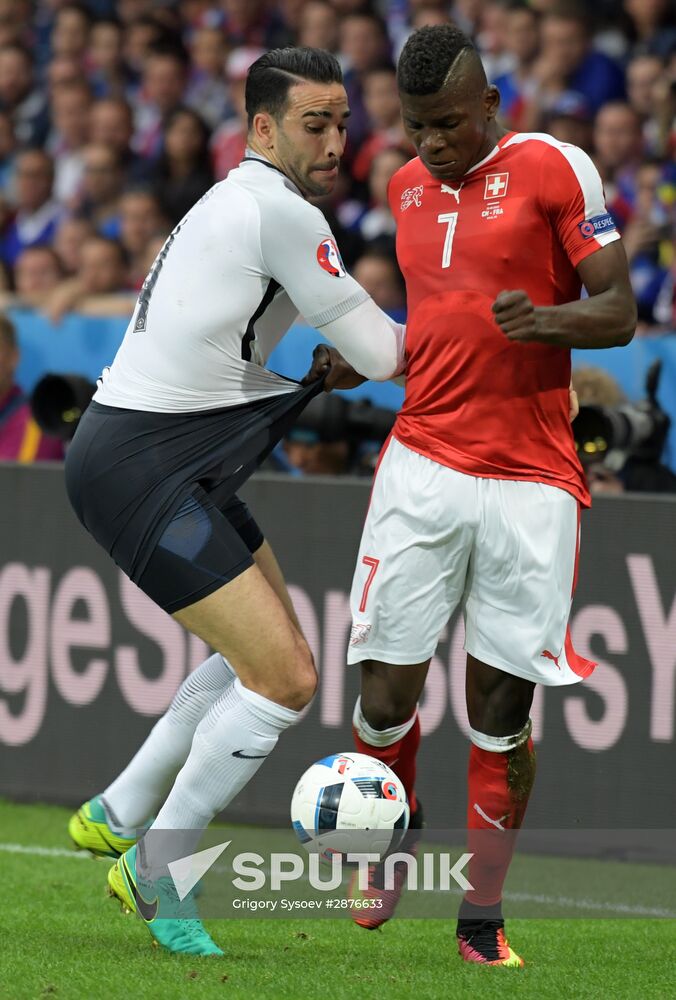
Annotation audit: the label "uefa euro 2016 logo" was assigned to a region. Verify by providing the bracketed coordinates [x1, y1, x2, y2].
[316, 238, 346, 277]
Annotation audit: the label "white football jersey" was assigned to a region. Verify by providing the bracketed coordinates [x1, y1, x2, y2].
[95, 154, 369, 412]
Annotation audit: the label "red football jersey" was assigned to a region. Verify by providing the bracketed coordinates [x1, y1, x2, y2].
[390, 131, 621, 506]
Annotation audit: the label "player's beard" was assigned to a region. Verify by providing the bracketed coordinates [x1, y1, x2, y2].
[290, 156, 336, 198]
[277, 130, 337, 198]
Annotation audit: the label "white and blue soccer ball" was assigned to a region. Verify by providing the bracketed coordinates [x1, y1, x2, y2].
[290, 752, 410, 862]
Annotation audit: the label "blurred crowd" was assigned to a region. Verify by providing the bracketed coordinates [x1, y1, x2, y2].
[0, 0, 674, 479]
[0, 0, 672, 326]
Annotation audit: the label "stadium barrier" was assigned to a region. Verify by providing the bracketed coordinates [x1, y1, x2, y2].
[1, 464, 674, 858]
[10, 308, 676, 468]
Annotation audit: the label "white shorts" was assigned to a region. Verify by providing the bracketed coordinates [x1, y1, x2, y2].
[347, 436, 594, 686]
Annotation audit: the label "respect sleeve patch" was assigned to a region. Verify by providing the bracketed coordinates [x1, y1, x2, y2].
[578, 213, 616, 239]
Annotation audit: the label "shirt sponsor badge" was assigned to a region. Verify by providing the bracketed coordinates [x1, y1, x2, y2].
[316, 237, 346, 277]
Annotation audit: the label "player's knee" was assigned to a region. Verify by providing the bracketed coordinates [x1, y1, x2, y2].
[361, 692, 417, 732]
[280, 637, 318, 711]
[469, 685, 531, 736]
[294, 652, 318, 710]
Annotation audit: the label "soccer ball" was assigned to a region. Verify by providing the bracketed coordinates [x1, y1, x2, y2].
[290, 752, 409, 862]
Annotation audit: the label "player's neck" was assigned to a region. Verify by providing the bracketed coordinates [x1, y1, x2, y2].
[246, 137, 285, 175]
[467, 125, 508, 174]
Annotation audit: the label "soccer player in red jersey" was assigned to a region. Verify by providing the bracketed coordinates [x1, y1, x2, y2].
[305, 24, 636, 967]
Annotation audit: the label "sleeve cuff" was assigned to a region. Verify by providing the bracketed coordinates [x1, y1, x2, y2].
[307, 287, 370, 328]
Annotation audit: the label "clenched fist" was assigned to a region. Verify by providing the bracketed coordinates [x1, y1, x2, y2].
[492, 289, 539, 342]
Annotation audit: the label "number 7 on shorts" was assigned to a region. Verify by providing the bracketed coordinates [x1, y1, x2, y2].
[359, 556, 380, 613]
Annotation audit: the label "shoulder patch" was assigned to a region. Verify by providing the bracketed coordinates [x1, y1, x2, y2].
[578, 213, 616, 239]
[316, 237, 346, 277]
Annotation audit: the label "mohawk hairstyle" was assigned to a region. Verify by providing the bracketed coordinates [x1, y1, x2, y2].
[397, 25, 477, 96]
[246, 47, 343, 127]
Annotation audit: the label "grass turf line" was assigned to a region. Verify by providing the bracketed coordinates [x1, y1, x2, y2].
[0, 801, 674, 1000]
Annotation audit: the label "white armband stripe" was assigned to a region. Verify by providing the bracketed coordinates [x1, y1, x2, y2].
[503, 132, 621, 246]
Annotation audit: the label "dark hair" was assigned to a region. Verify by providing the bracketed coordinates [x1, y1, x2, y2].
[370, 144, 412, 172]
[0, 42, 33, 65]
[146, 38, 190, 70]
[0, 314, 16, 349]
[128, 14, 182, 51]
[160, 105, 213, 175]
[342, 9, 389, 36]
[18, 147, 54, 176]
[92, 16, 122, 32]
[245, 46, 342, 127]
[84, 234, 128, 267]
[363, 62, 397, 79]
[543, 3, 591, 31]
[397, 25, 476, 96]
[505, 0, 539, 16]
[355, 244, 405, 291]
[18, 244, 64, 273]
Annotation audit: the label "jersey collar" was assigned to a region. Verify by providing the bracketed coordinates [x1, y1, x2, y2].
[241, 148, 304, 197]
[464, 131, 516, 176]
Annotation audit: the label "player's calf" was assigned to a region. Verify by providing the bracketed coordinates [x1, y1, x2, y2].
[100, 653, 238, 832]
[353, 694, 421, 812]
[458, 720, 535, 967]
[349, 692, 425, 928]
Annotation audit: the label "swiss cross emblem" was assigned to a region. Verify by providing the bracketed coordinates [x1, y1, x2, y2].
[400, 185, 423, 211]
[484, 172, 509, 199]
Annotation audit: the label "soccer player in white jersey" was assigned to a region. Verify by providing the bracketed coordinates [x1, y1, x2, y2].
[65, 47, 405, 956]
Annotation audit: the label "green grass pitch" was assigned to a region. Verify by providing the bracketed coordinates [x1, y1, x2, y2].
[0, 801, 674, 1000]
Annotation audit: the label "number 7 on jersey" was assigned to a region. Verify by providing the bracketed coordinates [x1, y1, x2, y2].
[437, 212, 458, 269]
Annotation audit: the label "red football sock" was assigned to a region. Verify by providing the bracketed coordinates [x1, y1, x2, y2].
[353, 714, 420, 815]
[464, 737, 536, 909]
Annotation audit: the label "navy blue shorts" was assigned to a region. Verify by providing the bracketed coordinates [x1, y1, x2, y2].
[65, 382, 322, 612]
[136, 486, 264, 613]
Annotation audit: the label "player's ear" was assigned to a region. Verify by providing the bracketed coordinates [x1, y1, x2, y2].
[251, 111, 276, 149]
[484, 85, 500, 122]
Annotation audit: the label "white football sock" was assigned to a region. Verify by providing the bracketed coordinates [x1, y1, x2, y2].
[468, 719, 532, 753]
[352, 696, 418, 747]
[153, 677, 300, 830]
[102, 654, 236, 830]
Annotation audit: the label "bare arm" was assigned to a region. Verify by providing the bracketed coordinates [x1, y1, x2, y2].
[492, 242, 637, 349]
